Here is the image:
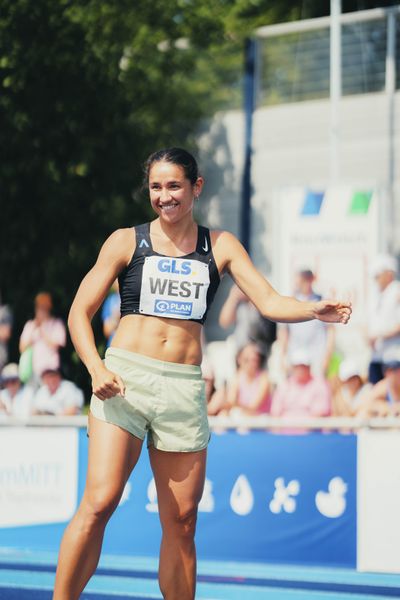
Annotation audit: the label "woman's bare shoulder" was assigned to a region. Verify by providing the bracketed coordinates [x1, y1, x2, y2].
[106, 227, 135, 245]
[210, 229, 238, 245]
[97, 227, 136, 266]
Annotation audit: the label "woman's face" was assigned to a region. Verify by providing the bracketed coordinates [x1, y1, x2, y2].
[239, 345, 261, 375]
[148, 161, 203, 224]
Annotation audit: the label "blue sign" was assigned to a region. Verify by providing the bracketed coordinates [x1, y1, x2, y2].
[196, 432, 356, 566]
[0, 430, 357, 568]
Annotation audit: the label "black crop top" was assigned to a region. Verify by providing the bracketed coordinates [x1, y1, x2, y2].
[118, 222, 220, 325]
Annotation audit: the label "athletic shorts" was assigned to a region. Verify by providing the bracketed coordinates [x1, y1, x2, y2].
[89, 346, 210, 452]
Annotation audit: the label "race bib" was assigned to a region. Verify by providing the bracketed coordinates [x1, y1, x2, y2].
[139, 256, 210, 320]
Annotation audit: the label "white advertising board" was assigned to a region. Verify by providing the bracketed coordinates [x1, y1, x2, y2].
[273, 186, 381, 362]
[358, 430, 400, 573]
[0, 427, 78, 527]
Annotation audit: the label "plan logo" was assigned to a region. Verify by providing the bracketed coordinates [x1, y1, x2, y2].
[154, 299, 192, 316]
[269, 478, 300, 514]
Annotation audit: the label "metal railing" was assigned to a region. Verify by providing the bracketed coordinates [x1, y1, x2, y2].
[255, 6, 400, 107]
[1, 414, 400, 430]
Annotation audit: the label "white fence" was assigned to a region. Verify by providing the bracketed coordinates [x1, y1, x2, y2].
[1, 414, 400, 430]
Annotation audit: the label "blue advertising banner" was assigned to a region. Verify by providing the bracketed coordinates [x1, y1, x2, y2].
[96, 430, 357, 567]
[0, 428, 357, 568]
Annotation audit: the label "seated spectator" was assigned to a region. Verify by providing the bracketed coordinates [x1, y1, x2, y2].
[271, 350, 331, 433]
[0, 363, 34, 418]
[201, 355, 228, 416]
[366, 350, 400, 417]
[19, 292, 66, 386]
[227, 343, 271, 417]
[332, 360, 371, 417]
[33, 368, 84, 416]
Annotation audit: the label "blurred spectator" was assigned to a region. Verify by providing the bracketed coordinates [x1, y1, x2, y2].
[0, 363, 34, 418]
[227, 343, 271, 416]
[271, 350, 331, 433]
[19, 292, 66, 385]
[102, 281, 120, 347]
[0, 296, 12, 371]
[367, 254, 400, 384]
[366, 349, 400, 417]
[201, 356, 228, 416]
[331, 359, 371, 417]
[219, 284, 276, 359]
[279, 269, 334, 377]
[33, 368, 84, 415]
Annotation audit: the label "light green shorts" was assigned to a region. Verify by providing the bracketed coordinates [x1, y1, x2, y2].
[89, 347, 210, 452]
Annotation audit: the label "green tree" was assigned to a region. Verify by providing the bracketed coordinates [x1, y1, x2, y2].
[1, 0, 395, 394]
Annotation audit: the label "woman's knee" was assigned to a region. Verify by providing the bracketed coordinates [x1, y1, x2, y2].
[162, 502, 199, 540]
[80, 485, 123, 525]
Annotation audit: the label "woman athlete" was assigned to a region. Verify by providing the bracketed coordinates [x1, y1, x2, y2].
[53, 147, 352, 600]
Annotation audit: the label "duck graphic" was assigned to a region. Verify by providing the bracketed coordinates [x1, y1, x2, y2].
[315, 477, 347, 518]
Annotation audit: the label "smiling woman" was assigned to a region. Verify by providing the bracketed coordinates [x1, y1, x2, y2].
[52, 147, 352, 600]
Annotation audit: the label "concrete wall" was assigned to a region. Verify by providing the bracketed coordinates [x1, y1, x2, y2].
[198, 91, 400, 340]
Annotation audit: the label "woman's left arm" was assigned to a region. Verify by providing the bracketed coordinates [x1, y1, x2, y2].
[213, 231, 351, 325]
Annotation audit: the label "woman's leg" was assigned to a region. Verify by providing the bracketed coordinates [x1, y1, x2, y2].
[53, 412, 143, 600]
[149, 446, 207, 600]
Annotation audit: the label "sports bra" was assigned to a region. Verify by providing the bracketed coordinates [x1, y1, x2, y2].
[118, 222, 220, 325]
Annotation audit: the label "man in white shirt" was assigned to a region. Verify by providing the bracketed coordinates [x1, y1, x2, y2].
[279, 269, 334, 377]
[0, 363, 34, 418]
[368, 254, 400, 384]
[34, 368, 84, 415]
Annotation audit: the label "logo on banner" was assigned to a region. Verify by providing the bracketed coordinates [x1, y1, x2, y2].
[230, 475, 254, 516]
[0, 428, 78, 527]
[118, 481, 132, 507]
[199, 478, 215, 512]
[146, 478, 158, 513]
[269, 478, 300, 514]
[146, 477, 215, 513]
[315, 477, 347, 518]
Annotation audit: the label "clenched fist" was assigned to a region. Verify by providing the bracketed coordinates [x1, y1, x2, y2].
[91, 364, 125, 401]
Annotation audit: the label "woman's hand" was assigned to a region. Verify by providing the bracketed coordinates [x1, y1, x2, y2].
[314, 300, 352, 324]
[91, 364, 125, 401]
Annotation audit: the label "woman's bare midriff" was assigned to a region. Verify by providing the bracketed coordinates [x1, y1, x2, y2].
[110, 314, 203, 365]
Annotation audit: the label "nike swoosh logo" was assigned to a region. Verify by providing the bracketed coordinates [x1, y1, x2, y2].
[202, 237, 209, 252]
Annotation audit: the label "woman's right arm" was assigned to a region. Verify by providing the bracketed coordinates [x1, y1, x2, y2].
[68, 228, 135, 401]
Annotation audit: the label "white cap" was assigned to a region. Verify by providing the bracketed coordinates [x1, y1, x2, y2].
[339, 359, 362, 382]
[370, 254, 397, 277]
[1, 363, 20, 381]
[290, 349, 312, 367]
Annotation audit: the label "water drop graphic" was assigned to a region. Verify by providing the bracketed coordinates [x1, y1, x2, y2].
[230, 474, 254, 516]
